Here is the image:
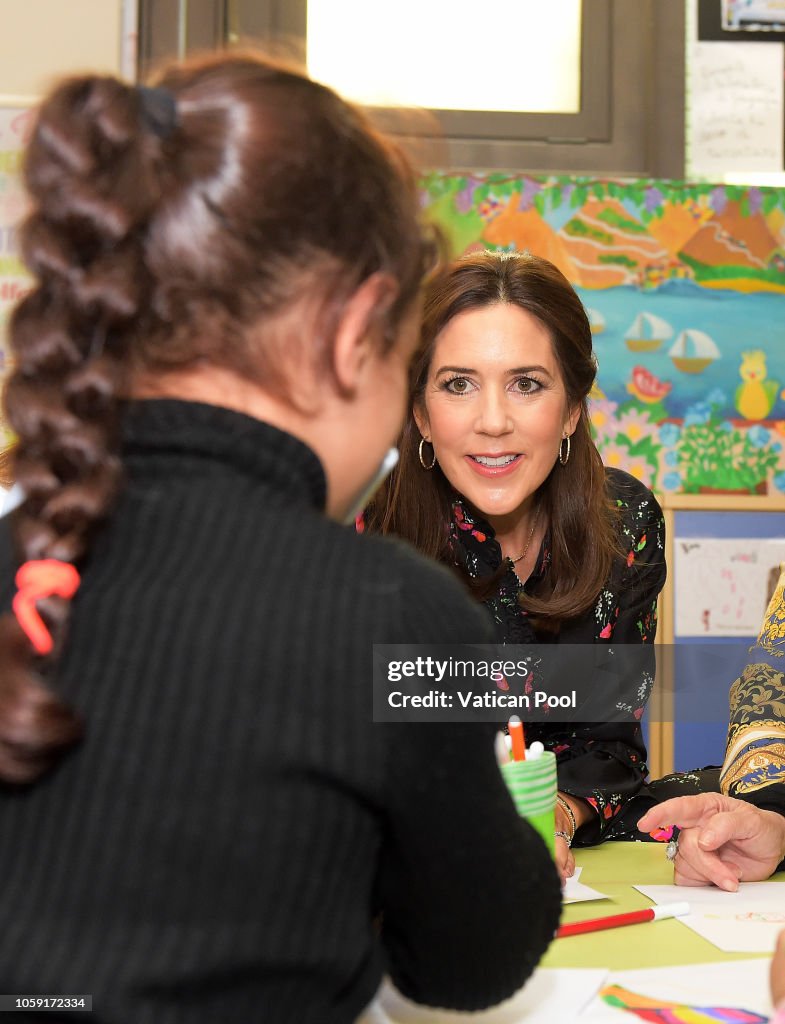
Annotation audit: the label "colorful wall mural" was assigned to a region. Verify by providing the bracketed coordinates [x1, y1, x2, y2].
[0, 101, 33, 471]
[2, 158, 785, 498]
[421, 173, 785, 496]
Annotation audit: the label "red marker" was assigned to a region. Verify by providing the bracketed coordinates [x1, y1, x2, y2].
[508, 715, 526, 761]
[556, 901, 690, 938]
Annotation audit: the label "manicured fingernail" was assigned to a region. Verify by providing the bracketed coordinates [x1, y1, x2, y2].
[720, 877, 738, 892]
[699, 830, 715, 847]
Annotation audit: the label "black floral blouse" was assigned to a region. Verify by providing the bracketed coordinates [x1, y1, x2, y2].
[450, 468, 666, 845]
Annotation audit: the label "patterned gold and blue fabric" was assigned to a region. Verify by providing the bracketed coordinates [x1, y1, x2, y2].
[720, 564, 785, 813]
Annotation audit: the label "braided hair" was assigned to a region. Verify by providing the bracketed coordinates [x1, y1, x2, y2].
[0, 54, 433, 784]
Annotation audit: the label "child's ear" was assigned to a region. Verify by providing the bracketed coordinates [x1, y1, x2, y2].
[332, 273, 399, 394]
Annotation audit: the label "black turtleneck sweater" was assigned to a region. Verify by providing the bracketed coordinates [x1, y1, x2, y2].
[0, 400, 561, 1024]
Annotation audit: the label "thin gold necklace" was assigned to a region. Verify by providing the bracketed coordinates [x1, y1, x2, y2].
[508, 505, 541, 565]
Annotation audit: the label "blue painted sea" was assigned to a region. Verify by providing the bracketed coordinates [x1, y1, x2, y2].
[576, 280, 785, 420]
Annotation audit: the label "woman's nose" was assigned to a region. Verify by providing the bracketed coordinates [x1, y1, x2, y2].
[475, 391, 513, 435]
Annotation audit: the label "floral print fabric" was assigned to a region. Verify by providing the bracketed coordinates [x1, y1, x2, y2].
[449, 468, 667, 844]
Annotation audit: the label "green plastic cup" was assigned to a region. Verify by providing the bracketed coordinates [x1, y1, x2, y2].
[500, 750, 557, 858]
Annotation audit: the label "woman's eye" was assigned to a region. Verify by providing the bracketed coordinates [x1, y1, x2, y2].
[445, 377, 472, 394]
[514, 377, 540, 394]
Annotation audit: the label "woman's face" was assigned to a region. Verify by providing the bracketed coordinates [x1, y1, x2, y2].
[415, 302, 579, 526]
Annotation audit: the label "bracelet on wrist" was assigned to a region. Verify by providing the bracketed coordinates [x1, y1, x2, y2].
[556, 794, 577, 842]
[554, 829, 572, 848]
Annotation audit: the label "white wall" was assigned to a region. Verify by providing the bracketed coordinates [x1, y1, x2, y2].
[0, 0, 125, 97]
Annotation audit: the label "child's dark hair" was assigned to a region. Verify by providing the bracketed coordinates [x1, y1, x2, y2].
[0, 53, 434, 783]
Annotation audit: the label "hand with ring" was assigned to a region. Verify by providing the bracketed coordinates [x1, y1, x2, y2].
[638, 793, 785, 891]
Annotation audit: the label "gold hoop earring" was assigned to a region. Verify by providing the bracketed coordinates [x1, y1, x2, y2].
[559, 434, 571, 466]
[418, 437, 436, 470]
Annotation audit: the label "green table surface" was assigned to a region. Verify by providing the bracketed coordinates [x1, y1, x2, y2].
[540, 842, 785, 971]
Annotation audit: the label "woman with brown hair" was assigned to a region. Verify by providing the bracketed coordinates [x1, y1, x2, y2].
[367, 250, 667, 878]
[0, 60, 560, 1022]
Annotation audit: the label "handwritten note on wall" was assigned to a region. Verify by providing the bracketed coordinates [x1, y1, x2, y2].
[687, 40, 784, 177]
[675, 537, 785, 636]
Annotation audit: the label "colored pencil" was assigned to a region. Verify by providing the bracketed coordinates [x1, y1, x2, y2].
[556, 902, 690, 938]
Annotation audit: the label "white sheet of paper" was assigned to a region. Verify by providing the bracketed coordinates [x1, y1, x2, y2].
[579, 958, 773, 1021]
[687, 38, 785, 176]
[674, 537, 785, 636]
[635, 882, 785, 953]
[563, 866, 610, 905]
[358, 968, 608, 1024]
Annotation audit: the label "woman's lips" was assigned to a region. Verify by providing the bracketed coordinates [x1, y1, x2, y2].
[465, 454, 522, 477]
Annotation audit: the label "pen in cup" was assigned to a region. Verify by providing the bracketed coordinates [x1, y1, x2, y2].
[494, 734, 544, 765]
[508, 715, 526, 761]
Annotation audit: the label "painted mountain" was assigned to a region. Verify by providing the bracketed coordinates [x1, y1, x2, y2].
[678, 200, 784, 288]
[482, 197, 580, 281]
[419, 173, 785, 294]
[557, 198, 670, 288]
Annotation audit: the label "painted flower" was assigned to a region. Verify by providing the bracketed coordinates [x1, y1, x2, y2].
[616, 409, 657, 445]
[599, 442, 630, 471]
[684, 402, 712, 427]
[589, 398, 619, 442]
[662, 471, 682, 491]
[775, 473, 785, 494]
[664, 449, 679, 467]
[644, 186, 663, 213]
[454, 175, 481, 214]
[747, 425, 771, 448]
[517, 178, 542, 212]
[478, 196, 503, 221]
[658, 423, 680, 446]
[623, 457, 654, 488]
[709, 186, 727, 215]
[706, 388, 727, 408]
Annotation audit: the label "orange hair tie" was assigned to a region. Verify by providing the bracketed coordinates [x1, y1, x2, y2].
[12, 559, 81, 656]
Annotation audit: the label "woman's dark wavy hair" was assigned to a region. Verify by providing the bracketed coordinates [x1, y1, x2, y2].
[0, 52, 436, 784]
[366, 250, 621, 626]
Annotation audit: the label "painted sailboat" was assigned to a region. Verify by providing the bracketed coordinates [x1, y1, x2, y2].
[586, 307, 606, 334]
[624, 312, 673, 352]
[669, 329, 721, 374]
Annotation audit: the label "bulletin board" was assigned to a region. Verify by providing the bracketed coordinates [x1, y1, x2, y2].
[651, 495, 785, 777]
[699, 0, 785, 40]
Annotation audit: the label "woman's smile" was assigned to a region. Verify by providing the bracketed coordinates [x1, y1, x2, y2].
[466, 453, 523, 477]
